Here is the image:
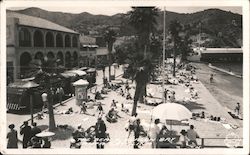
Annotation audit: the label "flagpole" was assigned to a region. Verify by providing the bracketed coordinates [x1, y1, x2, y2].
[162, 7, 166, 103]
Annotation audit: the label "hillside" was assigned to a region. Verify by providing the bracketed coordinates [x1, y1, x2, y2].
[13, 7, 242, 47]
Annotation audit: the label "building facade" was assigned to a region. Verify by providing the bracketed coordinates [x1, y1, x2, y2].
[79, 35, 97, 67]
[200, 48, 243, 62]
[79, 35, 110, 68]
[7, 11, 80, 82]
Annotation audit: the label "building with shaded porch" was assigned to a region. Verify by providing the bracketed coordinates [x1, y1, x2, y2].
[200, 48, 243, 62]
[7, 11, 80, 82]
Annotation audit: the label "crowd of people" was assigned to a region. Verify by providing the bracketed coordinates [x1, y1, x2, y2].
[124, 114, 201, 149]
[8, 62, 238, 150]
[7, 121, 51, 149]
[70, 117, 108, 149]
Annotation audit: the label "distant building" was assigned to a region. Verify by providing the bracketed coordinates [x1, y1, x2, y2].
[95, 36, 109, 66]
[200, 48, 243, 62]
[7, 11, 80, 82]
[79, 35, 114, 68]
[79, 34, 98, 67]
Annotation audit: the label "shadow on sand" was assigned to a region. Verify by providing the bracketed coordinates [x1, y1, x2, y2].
[176, 100, 206, 111]
[51, 125, 75, 141]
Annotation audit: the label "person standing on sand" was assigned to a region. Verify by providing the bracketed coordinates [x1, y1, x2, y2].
[186, 125, 199, 147]
[149, 119, 161, 148]
[210, 74, 214, 83]
[95, 118, 107, 149]
[20, 121, 31, 148]
[235, 102, 240, 115]
[7, 124, 18, 148]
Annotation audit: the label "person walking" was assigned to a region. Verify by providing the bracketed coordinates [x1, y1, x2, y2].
[111, 100, 117, 109]
[57, 87, 65, 105]
[80, 102, 87, 114]
[235, 102, 240, 115]
[179, 129, 188, 148]
[133, 119, 144, 149]
[186, 125, 199, 147]
[149, 119, 160, 148]
[20, 121, 32, 148]
[97, 103, 104, 117]
[127, 113, 137, 140]
[41, 92, 48, 113]
[95, 118, 107, 149]
[7, 124, 18, 148]
[164, 89, 168, 102]
[125, 80, 129, 93]
[210, 74, 214, 83]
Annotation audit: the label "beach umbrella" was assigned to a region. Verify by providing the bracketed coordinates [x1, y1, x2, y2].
[152, 103, 192, 130]
[22, 81, 39, 88]
[112, 79, 123, 84]
[21, 81, 39, 124]
[36, 131, 55, 137]
[112, 63, 118, 66]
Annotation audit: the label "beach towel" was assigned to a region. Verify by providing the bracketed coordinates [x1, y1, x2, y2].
[83, 118, 89, 122]
[222, 123, 232, 130]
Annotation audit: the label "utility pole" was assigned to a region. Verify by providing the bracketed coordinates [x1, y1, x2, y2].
[162, 7, 166, 103]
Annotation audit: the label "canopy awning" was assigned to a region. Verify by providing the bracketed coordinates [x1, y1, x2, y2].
[66, 70, 87, 76]
[73, 79, 89, 86]
[87, 68, 96, 73]
[61, 72, 77, 78]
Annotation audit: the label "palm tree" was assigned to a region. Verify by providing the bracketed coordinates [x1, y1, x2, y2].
[129, 7, 159, 58]
[104, 29, 116, 82]
[169, 20, 182, 77]
[128, 7, 159, 115]
[131, 59, 153, 116]
[41, 57, 57, 131]
[33, 57, 58, 131]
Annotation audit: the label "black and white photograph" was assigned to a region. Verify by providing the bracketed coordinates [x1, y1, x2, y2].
[0, 0, 249, 154]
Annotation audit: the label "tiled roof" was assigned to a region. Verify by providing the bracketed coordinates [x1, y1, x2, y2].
[7, 11, 78, 34]
[201, 48, 242, 54]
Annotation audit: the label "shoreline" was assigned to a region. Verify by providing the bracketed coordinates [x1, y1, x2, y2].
[192, 62, 243, 127]
[208, 63, 242, 79]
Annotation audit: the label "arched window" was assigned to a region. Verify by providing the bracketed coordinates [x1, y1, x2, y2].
[56, 33, 63, 47]
[47, 52, 55, 61]
[19, 28, 31, 47]
[34, 30, 44, 47]
[34, 52, 44, 61]
[72, 36, 78, 47]
[65, 51, 71, 68]
[46, 32, 54, 47]
[20, 52, 32, 78]
[73, 51, 78, 67]
[57, 51, 64, 66]
[65, 35, 71, 47]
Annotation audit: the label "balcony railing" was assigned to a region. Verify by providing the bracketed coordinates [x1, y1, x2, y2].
[199, 137, 243, 148]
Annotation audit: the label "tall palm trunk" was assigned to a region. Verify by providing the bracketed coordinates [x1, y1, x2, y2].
[108, 52, 111, 82]
[48, 93, 56, 131]
[132, 82, 143, 116]
[173, 40, 176, 77]
[47, 81, 56, 131]
[102, 66, 105, 79]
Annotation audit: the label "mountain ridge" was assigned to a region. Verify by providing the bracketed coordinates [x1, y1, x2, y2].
[11, 7, 242, 47]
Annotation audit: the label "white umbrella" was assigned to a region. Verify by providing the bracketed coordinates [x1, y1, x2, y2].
[36, 131, 55, 137]
[152, 103, 191, 121]
[152, 103, 192, 130]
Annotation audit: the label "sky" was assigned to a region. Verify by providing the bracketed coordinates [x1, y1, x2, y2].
[9, 6, 242, 16]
